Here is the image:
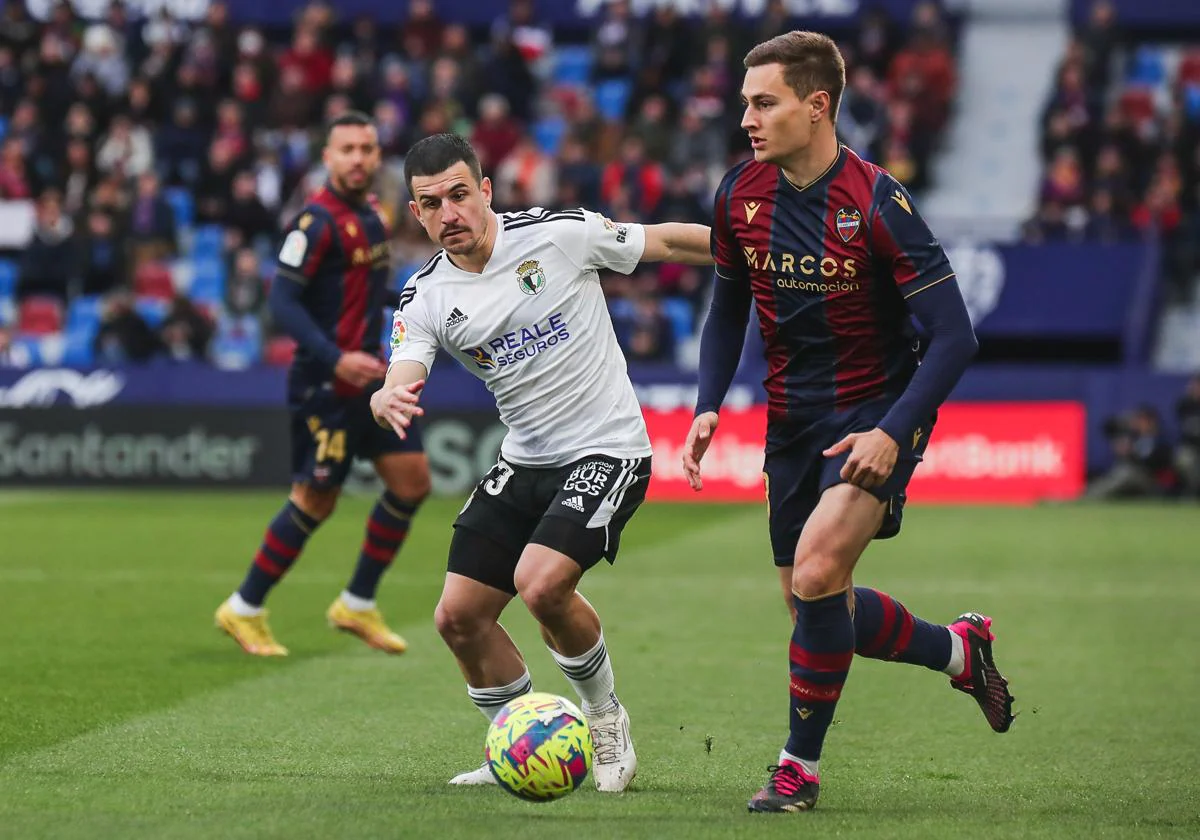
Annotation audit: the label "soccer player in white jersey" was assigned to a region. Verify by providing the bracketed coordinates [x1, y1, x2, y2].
[371, 134, 712, 792]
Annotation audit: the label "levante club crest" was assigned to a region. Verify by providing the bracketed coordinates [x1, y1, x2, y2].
[517, 259, 546, 295]
[835, 207, 861, 242]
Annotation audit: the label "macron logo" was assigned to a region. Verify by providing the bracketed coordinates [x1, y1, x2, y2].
[561, 495, 586, 512]
[446, 307, 468, 327]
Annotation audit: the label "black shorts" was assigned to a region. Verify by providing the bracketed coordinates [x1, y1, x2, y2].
[764, 398, 933, 567]
[289, 380, 423, 489]
[449, 453, 651, 595]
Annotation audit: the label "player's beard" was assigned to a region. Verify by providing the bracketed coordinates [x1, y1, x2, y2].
[332, 168, 373, 199]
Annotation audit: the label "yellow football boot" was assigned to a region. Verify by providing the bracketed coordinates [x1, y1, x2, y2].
[327, 598, 408, 654]
[215, 600, 289, 656]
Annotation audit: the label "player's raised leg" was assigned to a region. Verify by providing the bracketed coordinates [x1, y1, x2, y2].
[436, 526, 530, 785]
[216, 484, 337, 657]
[514, 546, 634, 793]
[777, 577, 1016, 733]
[327, 450, 431, 653]
[852, 588, 1013, 729]
[750, 484, 881, 813]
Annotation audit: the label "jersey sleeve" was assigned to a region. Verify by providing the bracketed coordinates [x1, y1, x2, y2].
[550, 208, 647, 275]
[387, 283, 441, 373]
[275, 207, 334, 285]
[712, 167, 749, 281]
[868, 174, 954, 299]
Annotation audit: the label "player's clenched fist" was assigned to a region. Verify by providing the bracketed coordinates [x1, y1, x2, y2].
[682, 411, 720, 492]
[823, 427, 899, 490]
[371, 379, 426, 439]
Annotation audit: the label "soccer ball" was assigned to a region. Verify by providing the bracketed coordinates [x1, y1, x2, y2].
[485, 692, 593, 802]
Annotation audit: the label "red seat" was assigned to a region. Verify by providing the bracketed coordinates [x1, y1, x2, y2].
[134, 260, 175, 299]
[18, 296, 64, 334]
[264, 336, 296, 367]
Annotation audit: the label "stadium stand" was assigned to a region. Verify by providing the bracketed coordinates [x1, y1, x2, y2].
[0, 0, 958, 370]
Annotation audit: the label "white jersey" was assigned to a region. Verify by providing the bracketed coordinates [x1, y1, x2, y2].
[389, 207, 653, 468]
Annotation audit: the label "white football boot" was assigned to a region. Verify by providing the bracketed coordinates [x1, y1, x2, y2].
[588, 694, 637, 792]
[448, 762, 497, 786]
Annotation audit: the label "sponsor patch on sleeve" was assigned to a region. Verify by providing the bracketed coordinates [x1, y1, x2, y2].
[279, 230, 308, 268]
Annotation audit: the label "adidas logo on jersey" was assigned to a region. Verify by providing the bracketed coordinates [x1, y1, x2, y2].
[561, 495, 586, 512]
[446, 307, 468, 326]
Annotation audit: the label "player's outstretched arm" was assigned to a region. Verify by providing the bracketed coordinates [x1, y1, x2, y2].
[684, 273, 753, 491]
[640, 223, 713, 266]
[371, 360, 428, 440]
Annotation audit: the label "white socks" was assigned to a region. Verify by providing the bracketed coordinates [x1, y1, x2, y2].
[780, 749, 820, 780]
[338, 591, 375, 612]
[467, 670, 533, 722]
[549, 633, 617, 715]
[943, 629, 967, 678]
[228, 592, 263, 617]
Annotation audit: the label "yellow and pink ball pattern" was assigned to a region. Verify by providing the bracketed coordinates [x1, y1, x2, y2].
[485, 692, 593, 802]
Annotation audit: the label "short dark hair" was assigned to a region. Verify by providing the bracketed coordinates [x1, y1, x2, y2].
[404, 133, 483, 195]
[324, 110, 375, 144]
[744, 31, 846, 123]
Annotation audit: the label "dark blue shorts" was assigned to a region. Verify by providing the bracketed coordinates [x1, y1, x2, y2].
[763, 398, 934, 566]
[288, 380, 423, 489]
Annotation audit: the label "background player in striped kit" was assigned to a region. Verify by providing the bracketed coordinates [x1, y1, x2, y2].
[215, 113, 430, 657]
[372, 134, 713, 791]
[682, 32, 1015, 813]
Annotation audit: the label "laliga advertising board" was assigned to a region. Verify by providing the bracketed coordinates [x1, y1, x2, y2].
[644, 403, 1086, 504]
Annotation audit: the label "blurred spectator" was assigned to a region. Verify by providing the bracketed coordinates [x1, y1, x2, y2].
[157, 99, 207, 187]
[613, 291, 676, 363]
[0, 137, 32, 199]
[226, 248, 267, 318]
[629, 95, 673, 164]
[601, 136, 664, 221]
[279, 26, 333, 97]
[494, 134, 556, 209]
[93, 291, 161, 364]
[856, 6, 899, 77]
[128, 172, 177, 266]
[18, 191, 77, 303]
[58, 138, 95, 217]
[1176, 375, 1200, 498]
[492, 0, 553, 70]
[471, 94, 522, 172]
[96, 113, 154, 178]
[1087, 406, 1175, 498]
[839, 67, 887, 162]
[224, 170, 274, 248]
[401, 0, 445, 61]
[556, 135, 601, 208]
[194, 139, 239, 225]
[160, 296, 214, 362]
[72, 24, 129, 98]
[79, 210, 127, 297]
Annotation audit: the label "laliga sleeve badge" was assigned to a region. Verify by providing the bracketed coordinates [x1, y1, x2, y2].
[390, 311, 408, 347]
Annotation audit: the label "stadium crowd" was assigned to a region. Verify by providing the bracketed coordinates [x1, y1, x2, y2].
[1026, 0, 1200, 305]
[0, 0, 958, 369]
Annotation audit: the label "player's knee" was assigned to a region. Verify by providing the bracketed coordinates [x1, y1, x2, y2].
[290, 485, 338, 521]
[515, 570, 574, 623]
[434, 599, 487, 650]
[391, 470, 432, 506]
[791, 553, 847, 600]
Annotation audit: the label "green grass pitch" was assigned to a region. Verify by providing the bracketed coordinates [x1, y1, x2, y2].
[0, 491, 1197, 839]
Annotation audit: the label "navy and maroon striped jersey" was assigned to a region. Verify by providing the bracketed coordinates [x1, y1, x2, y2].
[711, 146, 954, 422]
[274, 183, 392, 392]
